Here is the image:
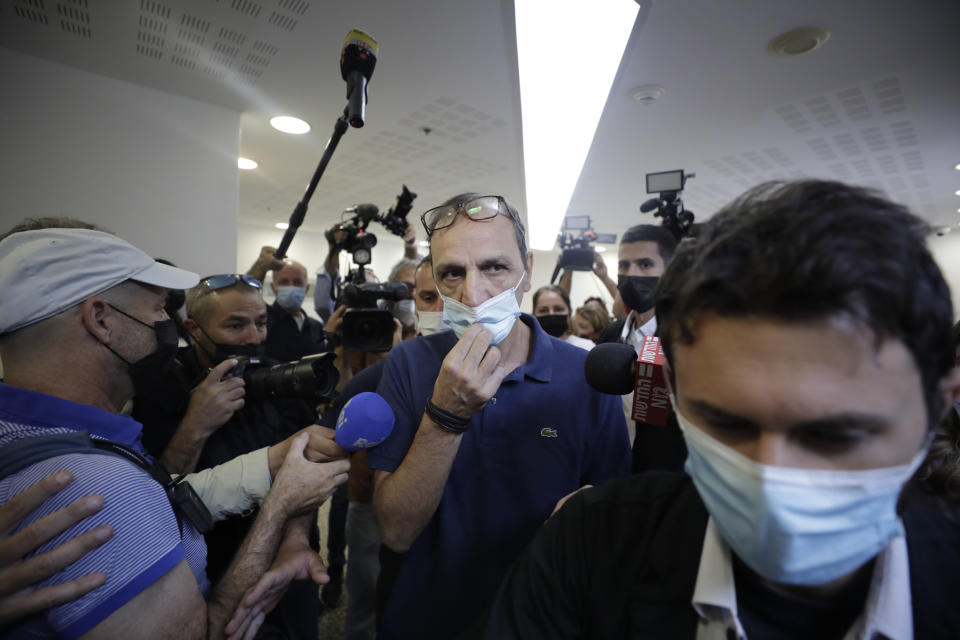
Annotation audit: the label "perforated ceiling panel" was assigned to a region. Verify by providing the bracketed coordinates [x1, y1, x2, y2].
[130, 0, 285, 85]
[11, 0, 91, 38]
[681, 75, 939, 221]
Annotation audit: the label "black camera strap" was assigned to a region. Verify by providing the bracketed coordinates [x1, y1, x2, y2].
[0, 431, 213, 535]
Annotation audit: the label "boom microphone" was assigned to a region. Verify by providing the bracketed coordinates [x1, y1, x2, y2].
[334, 391, 395, 451]
[340, 29, 379, 128]
[584, 339, 672, 425]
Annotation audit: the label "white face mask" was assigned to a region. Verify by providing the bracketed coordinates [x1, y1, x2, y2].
[440, 270, 525, 345]
[676, 404, 929, 586]
[415, 310, 448, 336]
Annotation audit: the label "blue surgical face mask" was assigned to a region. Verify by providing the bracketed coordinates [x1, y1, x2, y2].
[676, 404, 928, 586]
[276, 285, 306, 310]
[441, 271, 525, 345]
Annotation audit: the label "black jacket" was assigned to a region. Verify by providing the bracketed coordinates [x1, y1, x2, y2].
[474, 473, 960, 639]
[595, 316, 686, 473]
[264, 301, 330, 364]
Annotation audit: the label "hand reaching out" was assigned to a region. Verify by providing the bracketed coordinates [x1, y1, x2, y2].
[268, 433, 350, 517]
[223, 525, 325, 640]
[266, 425, 347, 479]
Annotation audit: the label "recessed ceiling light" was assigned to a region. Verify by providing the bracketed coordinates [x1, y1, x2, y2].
[767, 26, 830, 56]
[238, 157, 258, 170]
[270, 116, 311, 135]
[275, 222, 289, 230]
[955, 163, 960, 170]
[955, 190, 960, 196]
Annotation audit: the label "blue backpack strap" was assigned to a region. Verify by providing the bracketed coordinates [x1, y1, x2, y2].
[0, 431, 112, 479]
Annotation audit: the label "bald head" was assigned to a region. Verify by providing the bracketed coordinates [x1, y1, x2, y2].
[274, 260, 308, 288]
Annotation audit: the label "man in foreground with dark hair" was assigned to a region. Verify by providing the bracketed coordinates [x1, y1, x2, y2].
[475, 180, 960, 638]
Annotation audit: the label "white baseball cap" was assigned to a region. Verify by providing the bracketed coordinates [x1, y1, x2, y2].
[0, 228, 200, 334]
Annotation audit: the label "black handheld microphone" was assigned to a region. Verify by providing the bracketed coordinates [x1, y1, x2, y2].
[340, 29, 379, 128]
[585, 341, 672, 425]
[585, 343, 638, 395]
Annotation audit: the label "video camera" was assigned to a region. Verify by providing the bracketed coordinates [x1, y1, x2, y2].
[225, 352, 339, 402]
[550, 215, 617, 284]
[639, 170, 696, 240]
[328, 186, 418, 352]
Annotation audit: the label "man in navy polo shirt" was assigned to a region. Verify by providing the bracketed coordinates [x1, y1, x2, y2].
[368, 193, 630, 639]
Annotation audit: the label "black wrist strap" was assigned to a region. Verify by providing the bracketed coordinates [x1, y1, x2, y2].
[425, 397, 471, 434]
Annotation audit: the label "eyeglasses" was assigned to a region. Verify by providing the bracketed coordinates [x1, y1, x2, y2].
[420, 195, 507, 237]
[200, 274, 262, 291]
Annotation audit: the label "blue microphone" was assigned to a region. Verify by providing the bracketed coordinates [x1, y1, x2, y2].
[334, 392, 395, 452]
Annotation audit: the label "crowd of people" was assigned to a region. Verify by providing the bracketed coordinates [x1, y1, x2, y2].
[1, 179, 959, 639]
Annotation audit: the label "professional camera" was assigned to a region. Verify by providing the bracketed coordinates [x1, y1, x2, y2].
[325, 185, 418, 267]
[338, 279, 411, 353]
[326, 203, 380, 267]
[328, 185, 419, 352]
[224, 353, 339, 402]
[550, 215, 616, 284]
[639, 169, 696, 241]
[380, 185, 417, 236]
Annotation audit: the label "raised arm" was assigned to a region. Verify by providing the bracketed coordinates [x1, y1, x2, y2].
[373, 326, 507, 552]
[246, 246, 285, 283]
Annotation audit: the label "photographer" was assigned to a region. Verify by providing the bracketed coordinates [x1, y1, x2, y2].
[319, 254, 443, 640]
[0, 223, 348, 640]
[316, 222, 419, 323]
[133, 273, 333, 640]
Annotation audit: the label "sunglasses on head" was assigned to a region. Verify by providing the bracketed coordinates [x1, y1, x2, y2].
[200, 274, 262, 291]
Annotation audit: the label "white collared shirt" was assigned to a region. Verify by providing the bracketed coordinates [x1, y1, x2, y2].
[620, 310, 658, 352]
[690, 519, 913, 640]
[621, 311, 658, 439]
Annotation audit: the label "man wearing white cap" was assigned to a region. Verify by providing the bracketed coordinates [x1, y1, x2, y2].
[0, 219, 349, 639]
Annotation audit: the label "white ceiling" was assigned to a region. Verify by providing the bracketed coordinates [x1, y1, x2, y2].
[2, 0, 958, 243]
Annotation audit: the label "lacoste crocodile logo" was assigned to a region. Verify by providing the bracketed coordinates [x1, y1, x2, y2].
[540, 427, 558, 438]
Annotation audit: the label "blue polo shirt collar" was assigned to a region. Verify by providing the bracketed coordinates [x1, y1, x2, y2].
[503, 313, 552, 383]
[0, 382, 143, 446]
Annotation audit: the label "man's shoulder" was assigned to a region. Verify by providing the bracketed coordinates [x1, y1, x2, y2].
[580, 472, 698, 512]
[596, 318, 627, 344]
[554, 473, 707, 566]
[1, 446, 190, 637]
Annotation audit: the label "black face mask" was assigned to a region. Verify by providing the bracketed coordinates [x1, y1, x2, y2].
[617, 275, 659, 314]
[196, 325, 265, 365]
[537, 314, 569, 338]
[103, 304, 180, 393]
